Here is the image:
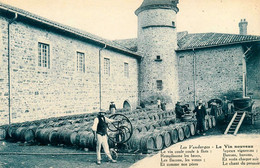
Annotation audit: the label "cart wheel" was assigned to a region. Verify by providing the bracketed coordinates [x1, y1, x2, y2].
[110, 148, 118, 160]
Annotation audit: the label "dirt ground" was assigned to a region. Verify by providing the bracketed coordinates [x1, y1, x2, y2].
[1, 100, 259, 168]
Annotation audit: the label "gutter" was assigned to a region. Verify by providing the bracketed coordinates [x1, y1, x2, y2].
[8, 12, 18, 125]
[242, 46, 252, 98]
[99, 44, 107, 111]
[192, 48, 196, 106]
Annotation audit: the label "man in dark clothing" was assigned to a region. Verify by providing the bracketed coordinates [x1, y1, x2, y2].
[193, 100, 207, 135]
[175, 101, 184, 118]
[92, 110, 117, 165]
[109, 102, 116, 114]
[222, 96, 229, 122]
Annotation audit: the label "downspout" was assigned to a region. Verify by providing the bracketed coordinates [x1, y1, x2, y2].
[242, 46, 252, 98]
[8, 13, 18, 125]
[192, 48, 197, 106]
[98, 44, 106, 111]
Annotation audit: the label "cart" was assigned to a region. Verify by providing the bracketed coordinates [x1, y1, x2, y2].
[231, 97, 256, 125]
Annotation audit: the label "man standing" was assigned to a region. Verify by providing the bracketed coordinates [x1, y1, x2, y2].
[222, 96, 229, 122]
[92, 110, 117, 165]
[157, 98, 161, 109]
[193, 100, 207, 135]
[175, 101, 184, 119]
[109, 102, 116, 114]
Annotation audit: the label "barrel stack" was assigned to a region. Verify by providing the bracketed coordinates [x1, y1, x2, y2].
[0, 108, 216, 154]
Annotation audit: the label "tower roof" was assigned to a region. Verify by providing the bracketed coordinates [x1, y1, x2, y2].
[135, 0, 179, 15]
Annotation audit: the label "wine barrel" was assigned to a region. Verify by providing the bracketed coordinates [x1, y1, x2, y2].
[152, 132, 164, 150]
[170, 128, 178, 144]
[127, 134, 141, 151]
[7, 126, 18, 138]
[177, 127, 184, 141]
[0, 128, 6, 140]
[78, 131, 95, 149]
[49, 129, 60, 144]
[189, 123, 196, 136]
[158, 120, 166, 127]
[208, 117, 212, 129]
[204, 119, 209, 131]
[140, 132, 155, 153]
[183, 125, 191, 139]
[211, 116, 216, 127]
[59, 129, 76, 145]
[161, 131, 172, 148]
[14, 127, 35, 142]
[85, 132, 96, 150]
[35, 128, 54, 144]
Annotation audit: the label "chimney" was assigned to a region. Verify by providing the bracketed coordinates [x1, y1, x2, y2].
[239, 19, 248, 35]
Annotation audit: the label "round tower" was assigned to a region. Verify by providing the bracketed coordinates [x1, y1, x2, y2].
[136, 0, 180, 104]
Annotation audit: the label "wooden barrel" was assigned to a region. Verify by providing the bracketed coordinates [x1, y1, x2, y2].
[127, 134, 141, 151]
[177, 127, 184, 141]
[0, 128, 6, 140]
[189, 123, 196, 136]
[59, 129, 76, 145]
[161, 131, 172, 148]
[85, 132, 96, 150]
[204, 120, 209, 131]
[140, 133, 155, 153]
[49, 129, 60, 144]
[170, 128, 178, 144]
[7, 126, 18, 138]
[158, 120, 166, 127]
[211, 116, 216, 127]
[152, 132, 164, 150]
[14, 127, 35, 142]
[183, 125, 191, 139]
[208, 117, 212, 129]
[78, 131, 95, 148]
[35, 128, 54, 144]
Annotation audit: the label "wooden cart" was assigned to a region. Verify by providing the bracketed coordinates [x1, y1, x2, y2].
[225, 98, 256, 135]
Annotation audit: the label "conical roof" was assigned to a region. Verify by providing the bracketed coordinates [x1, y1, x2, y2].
[135, 0, 179, 15]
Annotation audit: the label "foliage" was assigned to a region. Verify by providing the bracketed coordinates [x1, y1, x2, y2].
[219, 90, 243, 101]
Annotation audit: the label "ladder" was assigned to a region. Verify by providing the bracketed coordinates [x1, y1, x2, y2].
[224, 111, 246, 135]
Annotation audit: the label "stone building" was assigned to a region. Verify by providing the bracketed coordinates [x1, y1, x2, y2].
[0, 0, 260, 125]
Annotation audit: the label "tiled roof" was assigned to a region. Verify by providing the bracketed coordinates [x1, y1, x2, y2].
[0, 2, 141, 58]
[114, 32, 260, 51]
[177, 32, 260, 50]
[135, 0, 179, 15]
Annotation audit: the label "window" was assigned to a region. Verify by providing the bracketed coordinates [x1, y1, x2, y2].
[156, 80, 163, 91]
[38, 42, 50, 68]
[104, 58, 110, 75]
[124, 62, 129, 78]
[76, 52, 85, 73]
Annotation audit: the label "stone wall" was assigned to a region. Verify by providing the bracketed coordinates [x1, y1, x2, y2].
[177, 45, 244, 104]
[247, 47, 260, 99]
[0, 17, 9, 125]
[0, 16, 139, 124]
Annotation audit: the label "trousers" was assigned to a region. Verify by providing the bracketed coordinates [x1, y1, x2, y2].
[96, 134, 113, 161]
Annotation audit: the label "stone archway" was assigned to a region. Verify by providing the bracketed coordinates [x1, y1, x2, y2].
[123, 100, 131, 111]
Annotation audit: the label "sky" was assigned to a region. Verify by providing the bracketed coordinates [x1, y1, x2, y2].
[0, 0, 260, 40]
